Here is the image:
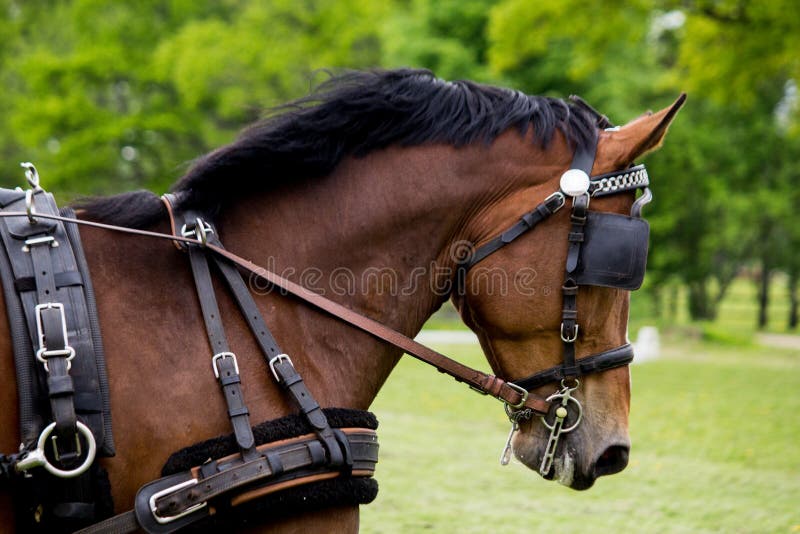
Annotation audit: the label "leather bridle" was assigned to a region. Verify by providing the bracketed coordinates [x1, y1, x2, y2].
[460, 120, 651, 473]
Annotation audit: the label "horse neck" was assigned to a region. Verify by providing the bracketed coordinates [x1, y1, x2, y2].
[213, 138, 544, 406]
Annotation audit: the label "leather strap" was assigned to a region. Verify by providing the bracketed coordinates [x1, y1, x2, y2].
[183, 221, 258, 458]
[560, 193, 589, 380]
[152, 429, 375, 524]
[28, 235, 81, 456]
[166, 201, 353, 469]
[269, 357, 348, 469]
[160, 196, 549, 415]
[75, 429, 378, 534]
[0, 209, 553, 415]
[463, 192, 565, 272]
[512, 344, 635, 391]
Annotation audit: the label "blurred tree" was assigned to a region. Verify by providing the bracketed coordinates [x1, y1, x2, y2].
[0, 0, 390, 196]
[486, 0, 799, 322]
[381, 0, 497, 81]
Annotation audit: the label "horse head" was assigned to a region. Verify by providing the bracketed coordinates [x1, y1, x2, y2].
[454, 95, 685, 490]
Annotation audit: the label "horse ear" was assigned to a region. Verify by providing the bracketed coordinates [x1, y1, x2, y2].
[603, 93, 686, 167]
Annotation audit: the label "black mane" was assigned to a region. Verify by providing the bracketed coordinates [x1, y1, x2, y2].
[78, 69, 598, 226]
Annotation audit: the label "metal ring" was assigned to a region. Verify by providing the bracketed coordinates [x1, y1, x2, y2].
[502, 381, 530, 410]
[16, 421, 96, 478]
[541, 393, 583, 433]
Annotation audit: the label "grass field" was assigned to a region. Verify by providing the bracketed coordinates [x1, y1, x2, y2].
[360, 337, 800, 533]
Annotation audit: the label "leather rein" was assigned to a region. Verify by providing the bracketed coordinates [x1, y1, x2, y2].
[0, 207, 551, 413]
[0, 160, 646, 427]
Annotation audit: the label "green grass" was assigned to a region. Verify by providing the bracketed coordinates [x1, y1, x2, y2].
[360, 339, 800, 533]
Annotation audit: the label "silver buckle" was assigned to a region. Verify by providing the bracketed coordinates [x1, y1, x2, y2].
[34, 303, 76, 372]
[211, 352, 239, 378]
[544, 191, 566, 213]
[268, 354, 293, 382]
[560, 322, 579, 343]
[149, 478, 207, 525]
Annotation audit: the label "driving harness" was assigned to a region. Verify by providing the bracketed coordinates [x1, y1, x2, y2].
[0, 101, 652, 531]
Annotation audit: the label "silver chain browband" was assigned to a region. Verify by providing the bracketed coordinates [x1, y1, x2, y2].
[588, 164, 648, 197]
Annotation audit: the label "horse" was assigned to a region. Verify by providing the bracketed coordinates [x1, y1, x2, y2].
[0, 69, 684, 532]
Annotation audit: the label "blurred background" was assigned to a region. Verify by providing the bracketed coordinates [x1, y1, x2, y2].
[0, 1, 797, 531]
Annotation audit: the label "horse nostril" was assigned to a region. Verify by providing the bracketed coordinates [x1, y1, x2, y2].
[594, 445, 629, 477]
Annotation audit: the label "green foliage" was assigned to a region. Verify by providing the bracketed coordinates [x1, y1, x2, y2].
[0, 0, 797, 325]
[381, 0, 495, 81]
[0, 0, 390, 196]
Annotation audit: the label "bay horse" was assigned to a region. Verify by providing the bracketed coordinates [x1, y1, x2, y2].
[0, 69, 683, 532]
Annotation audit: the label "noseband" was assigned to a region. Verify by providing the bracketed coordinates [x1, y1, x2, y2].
[461, 126, 651, 474]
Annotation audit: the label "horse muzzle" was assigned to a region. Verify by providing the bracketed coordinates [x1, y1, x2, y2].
[512, 411, 631, 490]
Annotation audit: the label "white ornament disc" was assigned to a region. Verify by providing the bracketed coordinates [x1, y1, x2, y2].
[559, 169, 590, 197]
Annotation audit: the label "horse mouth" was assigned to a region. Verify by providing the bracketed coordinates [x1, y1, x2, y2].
[536, 443, 630, 490]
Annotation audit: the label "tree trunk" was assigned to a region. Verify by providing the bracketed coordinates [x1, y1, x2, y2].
[688, 279, 716, 320]
[650, 286, 662, 318]
[757, 259, 771, 330]
[789, 270, 798, 330]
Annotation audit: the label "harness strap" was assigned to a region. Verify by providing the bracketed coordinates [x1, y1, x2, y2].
[0, 209, 554, 415]
[560, 193, 589, 380]
[74, 429, 378, 534]
[209, 251, 349, 468]
[183, 219, 258, 458]
[166, 197, 351, 469]
[28, 240, 81, 458]
[462, 192, 566, 272]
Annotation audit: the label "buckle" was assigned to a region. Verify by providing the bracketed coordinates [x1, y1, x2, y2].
[211, 352, 239, 378]
[149, 478, 207, 525]
[268, 354, 293, 382]
[543, 192, 566, 213]
[560, 322, 579, 343]
[34, 303, 76, 372]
